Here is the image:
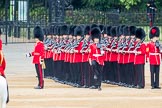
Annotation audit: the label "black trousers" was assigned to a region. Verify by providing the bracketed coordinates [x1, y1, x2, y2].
[150, 65, 160, 87]
[72, 63, 81, 85]
[44, 58, 53, 77]
[134, 64, 145, 87]
[103, 61, 109, 81]
[69, 63, 75, 83]
[119, 63, 124, 83]
[63, 62, 70, 81]
[35, 64, 44, 87]
[56, 60, 64, 81]
[82, 62, 90, 86]
[91, 60, 103, 87]
[126, 63, 134, 85]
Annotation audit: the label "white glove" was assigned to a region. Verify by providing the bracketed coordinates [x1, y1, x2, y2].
[101, 50, 105, 55]
[40, 59, 44, 64]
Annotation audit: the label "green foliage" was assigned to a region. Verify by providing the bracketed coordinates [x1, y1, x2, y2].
[82, 0, 120, 10]
[120, 0, 141, 9]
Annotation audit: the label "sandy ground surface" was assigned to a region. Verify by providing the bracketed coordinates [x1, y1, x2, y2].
[2, 43, 162, 108]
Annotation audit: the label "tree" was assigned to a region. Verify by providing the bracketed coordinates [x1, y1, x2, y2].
[82, 0, 153, 10]
[82, 0, 120, 10]
[120, 0, 141, 9]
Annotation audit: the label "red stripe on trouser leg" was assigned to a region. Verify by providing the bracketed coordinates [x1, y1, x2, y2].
[38, 64, 43, 87]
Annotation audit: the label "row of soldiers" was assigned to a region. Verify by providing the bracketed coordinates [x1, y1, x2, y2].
[43, 24, 161, 90]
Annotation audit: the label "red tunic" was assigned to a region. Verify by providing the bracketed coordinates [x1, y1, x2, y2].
[134, 42, 146, 64]
[89, 44, 104, 65]
[0, 53, 6, 76]
[146, 42, 161, 65]
[81, 41, 90, 62]
[0, 39, 2, 50]
[44, 45, 53, 59]
[123, 47, 129, 64]
[31, 41, 45, 64]
[109, 45, 118, 62]
[73, 42, 82, 63]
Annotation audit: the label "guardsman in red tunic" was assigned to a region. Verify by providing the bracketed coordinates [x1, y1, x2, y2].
[103, 26, 112, 83]
[0, 29, 5, 77]
[122, 26, 132, 87]
[0, 29, 9, 103]
[0, 53, 6, 77]
[128, 26, 136, 87]
[44, 27, 54, 78]
[109, 26, 118, 84]
[72, 26, 84, 87]
[68, 25, 76, 85]
[27, 26, 45, 89]
[60, 25, 69, 83]
[89, 27, 105, 91]
[81, 25, 91, 88]
[146, 26, 161, 89]
[117, 25, 126, 86]
[134, 28, 146, 89]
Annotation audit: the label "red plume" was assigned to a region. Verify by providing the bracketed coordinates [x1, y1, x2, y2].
[151, 29, 156, 35]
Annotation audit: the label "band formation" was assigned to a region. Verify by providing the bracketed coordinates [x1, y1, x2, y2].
[28, 24, 161, 90]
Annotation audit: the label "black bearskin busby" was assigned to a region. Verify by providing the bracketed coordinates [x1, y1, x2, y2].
[129, 26, 136, 36]
[43, 28, 47, 36]
[149, 26, 160, 39]
[116, 26, 120, 37]
[0, 28, 2, 35]
[123, 26, 130, 36]
[57, 26, 61, 36]
[119, 25, 126, 36]
[135, 28, 146, 40]
[107, 26, 112, 36]
[69, 25, 76, 36]
[91, 24, 98, 30]
[74, 26, 84, 37]
[99, 24, 104, 33]
[91, 27, 101, 41]
[34, 26, 44, 41]
[60, 25, 69, 35]
[110, 26, 117, 37]
[84, 25, 91, 35]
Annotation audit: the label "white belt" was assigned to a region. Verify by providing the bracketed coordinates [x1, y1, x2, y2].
[149, 53, 160, 56]
[93, 54, 102, 57]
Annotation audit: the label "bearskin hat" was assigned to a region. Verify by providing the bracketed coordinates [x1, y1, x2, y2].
[33, 26, 44, 41]
[107, 26, 112, 36]
[116, 26, 120, 37]
[91, 24, 98, 30]
[129, 26, 136, 36]
[53, 26, 57, 35]
[149, 26, 160, 39]
[123, 26, 130, 36]
[74, 26, 84, 37]
[50, 26, 55, 35]
[103, 25, 107, 34]
[99, 24, 104, 33]
[84, 25, 91, 35]
[110, 26, 117, 37]
[43, 28, 47, 36]
[57, 26, 61, 36]
[135, 28, 146, 40]
[0, 29, 1, 35]
[69, 25, 76, 36]
[91, 27, 101, 41]
[60, 25, 69, 35]
[54, 26, 58, 35]
[119, 25, 126, 36]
